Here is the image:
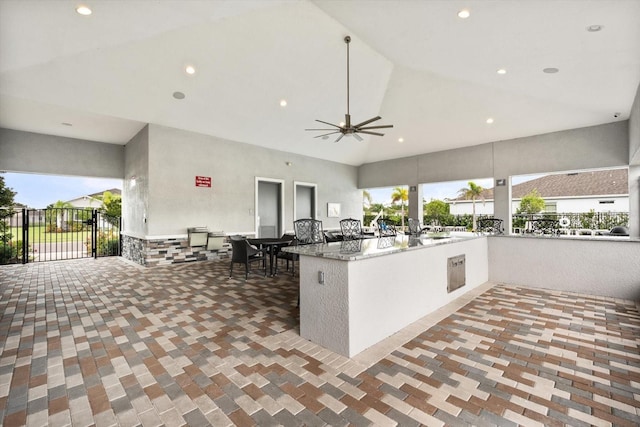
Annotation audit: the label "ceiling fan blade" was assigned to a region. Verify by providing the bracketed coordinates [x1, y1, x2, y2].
[357, 124, 394, 130]
[352, 133, 363, 142]
[306, 128, 341, 131]
[315, 119, 342, 128]
[358, 130, 385, 136]
[352, 116, 381, 128]
[335, 134, 345, 143]
[313, 131, 341, 138]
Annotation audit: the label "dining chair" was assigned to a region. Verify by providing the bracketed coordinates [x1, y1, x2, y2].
[274, 234, 299, 275]
[294, 219, 325, 245]
[229, 236, 266, 279]
[340, 218, 364, 240]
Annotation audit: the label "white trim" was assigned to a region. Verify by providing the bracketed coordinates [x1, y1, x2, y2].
[293, 181, 318, 220]
[255, 177, 285, 238]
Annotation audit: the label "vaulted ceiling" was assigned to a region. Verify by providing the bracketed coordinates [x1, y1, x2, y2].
[1, 0, 639, 166]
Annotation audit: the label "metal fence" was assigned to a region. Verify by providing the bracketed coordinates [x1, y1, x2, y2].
[511, 212, 628, 231]
[0, 208, 121, 265]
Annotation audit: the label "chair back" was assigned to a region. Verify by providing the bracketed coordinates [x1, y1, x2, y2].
[340, 218, 362, 240]
[294, 219, 325, 245]
[407, 218, 420, 236]
[229, 237, 249, 262]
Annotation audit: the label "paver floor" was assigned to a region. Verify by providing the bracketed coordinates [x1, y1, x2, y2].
[1, 257, 639, 426]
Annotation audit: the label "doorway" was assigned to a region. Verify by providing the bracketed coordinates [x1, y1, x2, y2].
[255, 178, 284, 238]
[294, 181, 317, 220]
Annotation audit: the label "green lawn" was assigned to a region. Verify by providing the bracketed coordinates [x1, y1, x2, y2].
[9, 225, 90, 243]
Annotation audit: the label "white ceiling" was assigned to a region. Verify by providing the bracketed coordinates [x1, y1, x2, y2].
[1, 0, 639, 166]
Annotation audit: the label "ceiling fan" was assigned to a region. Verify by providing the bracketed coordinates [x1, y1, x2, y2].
[306, 35, 393, 142]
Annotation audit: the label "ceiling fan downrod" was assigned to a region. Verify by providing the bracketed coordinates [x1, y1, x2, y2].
[305, 35, 393, 142]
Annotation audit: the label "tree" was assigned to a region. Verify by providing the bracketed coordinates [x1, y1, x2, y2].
[100, 190, 121, 225]
[516, 189, 545, 214]
[391, 186, 409, 230]
[424, 199, 452, 226]
[0, 176, 17, 263]
[47, 200, 74, 231]
[362, 190, 372, 208]
[457, 181, 484, 231]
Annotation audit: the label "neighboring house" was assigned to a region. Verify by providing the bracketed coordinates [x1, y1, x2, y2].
[65, 188, 121, 209]
[448, 169, 628, 215]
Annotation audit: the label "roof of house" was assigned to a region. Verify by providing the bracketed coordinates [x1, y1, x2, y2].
[452, 169, 628, 202]
[65, 188, 122, 203]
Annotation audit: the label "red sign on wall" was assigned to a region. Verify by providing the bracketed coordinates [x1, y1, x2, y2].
[195, 176, 211, 187]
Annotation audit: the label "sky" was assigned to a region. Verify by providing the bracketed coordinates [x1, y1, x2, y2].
[366, 175, 541, 206]
[2, 172, 123, 208]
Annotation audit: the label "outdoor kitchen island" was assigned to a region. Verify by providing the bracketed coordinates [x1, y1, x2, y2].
[283, 234, 488, 357]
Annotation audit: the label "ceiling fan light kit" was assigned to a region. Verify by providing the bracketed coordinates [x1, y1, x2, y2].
[306, 35, 393, 142]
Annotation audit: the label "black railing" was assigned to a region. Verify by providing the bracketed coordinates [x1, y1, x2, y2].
[512, 212, 628, 232]
[0, 208, 121, 265]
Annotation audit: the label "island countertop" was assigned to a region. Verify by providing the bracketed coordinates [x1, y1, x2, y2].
[282, 233, 483, 261]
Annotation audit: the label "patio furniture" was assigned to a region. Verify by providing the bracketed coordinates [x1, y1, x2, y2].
[248, 236, 295, 276]
[340, 218, 365, 240]
[229, 236, 267, 279]
[294, 219, 325, 245]
[274, 234, 299, 275]
[476, 218, 504, 235]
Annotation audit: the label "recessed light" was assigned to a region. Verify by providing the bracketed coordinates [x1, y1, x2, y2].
[76, 5, 92, 15]
[497, 68, 507, 75]
[172, 91, 185, 100]
[458, 9, 470, 19]
[61, 122, 73, 126]
[398, 138, 404, 143]
[586, 24, 603, 32]
[185, 65, 196, 75]
[280, 99, 287, 107]
[486, 118, 494, 124]
[543, 67, 559, 74]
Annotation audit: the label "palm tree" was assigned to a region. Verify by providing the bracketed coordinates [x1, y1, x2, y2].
[391, 186, 409, 230]
[457, 181, 484, 231]
[362, 190, 372, 209]
[50, 200, 73, 231]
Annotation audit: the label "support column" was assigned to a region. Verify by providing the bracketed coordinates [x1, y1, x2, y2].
[493, 177, 512, 234]
[629, 165, 640, 239]
[408, 184, 424, 223]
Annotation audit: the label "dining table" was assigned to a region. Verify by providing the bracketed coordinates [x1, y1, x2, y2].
[247, 237, 294, 276]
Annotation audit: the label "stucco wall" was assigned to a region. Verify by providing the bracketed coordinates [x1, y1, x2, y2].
[0, 127, 124, 178]
[122, 126, 149, 237]
[137, 124, 360, 237]
[488, 236, 640, 300]
[630, 82, 640, 166]
[359, 121, 629, 189]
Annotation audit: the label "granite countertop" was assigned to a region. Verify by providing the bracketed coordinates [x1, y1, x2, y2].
[282, 233, 482, 261]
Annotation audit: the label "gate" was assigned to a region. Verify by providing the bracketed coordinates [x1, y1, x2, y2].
[0, 208, 121, 265]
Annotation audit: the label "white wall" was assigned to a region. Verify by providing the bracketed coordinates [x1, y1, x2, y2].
[127, 124, 361, 237]
[0, 127, 124, 178]
[488, 236, 640, 300]
[122, 126, 149, 237]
